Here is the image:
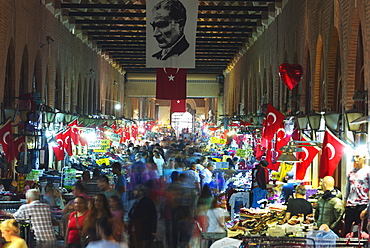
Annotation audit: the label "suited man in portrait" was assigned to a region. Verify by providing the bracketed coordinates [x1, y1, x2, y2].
[151, 0, 189, 60]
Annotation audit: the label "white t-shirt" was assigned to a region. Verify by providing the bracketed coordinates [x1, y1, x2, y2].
[206, 208, 228, 233]
[153, 155, 165, 176]
[86, 239, 128, 248]
[202, 168, 213, 185]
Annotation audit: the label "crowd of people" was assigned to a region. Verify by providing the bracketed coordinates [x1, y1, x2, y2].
[2, 137, 370, 247]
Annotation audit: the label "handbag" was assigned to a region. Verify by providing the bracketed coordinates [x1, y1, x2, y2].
[75, 212, 88, 247]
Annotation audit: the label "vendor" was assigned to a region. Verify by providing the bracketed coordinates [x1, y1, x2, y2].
[279, 184, 313, 224]
[251, 160, 269, 208]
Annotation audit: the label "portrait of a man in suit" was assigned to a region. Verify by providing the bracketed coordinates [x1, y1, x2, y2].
[151, 0, 189, 60]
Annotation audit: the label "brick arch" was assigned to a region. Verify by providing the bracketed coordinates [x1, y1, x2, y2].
[326, 28, 340, 112]
[313, 35, 323, 112]
[345, 10, 361, 110]
[20, 45, 29, 94]
[64, 69, 70, 112]
[301, 43, 312, 114]
[33, 50, 43, 94]
[4, 39, 16, 107]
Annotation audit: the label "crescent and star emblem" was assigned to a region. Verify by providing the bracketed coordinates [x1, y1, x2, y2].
[163, 68, 179, 82]
[3, 131, 10, 145]
[326, 143, 336, 160]
[276, 128, 286, 141]
[302, 147, 309, 161]
[266, 112, 277, 126]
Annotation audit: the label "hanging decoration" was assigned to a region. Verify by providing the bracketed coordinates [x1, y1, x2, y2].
[279, 63, 303, 90]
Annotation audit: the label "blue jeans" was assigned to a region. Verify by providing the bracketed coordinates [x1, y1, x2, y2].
[251, 187, 267, 208]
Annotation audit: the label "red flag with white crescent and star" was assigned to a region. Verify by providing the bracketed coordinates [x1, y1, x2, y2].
[171, 100, 186, 113]
[275, 124, 291, 151]
[263, 104, 285, 140]
[0, 120, 15, 162]
[63, 128, 73, 156]
[13, 136, 25, 160]
[319, 130, 346, 178]
[296, 136, 320, 180]
[52, 131, 65, 161]
[156, 68, 186, 100]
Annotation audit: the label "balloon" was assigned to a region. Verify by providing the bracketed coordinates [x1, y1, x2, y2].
[279, 63, 303, 90]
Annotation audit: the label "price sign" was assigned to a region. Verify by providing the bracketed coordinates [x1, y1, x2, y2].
[210, 137, 219, 143]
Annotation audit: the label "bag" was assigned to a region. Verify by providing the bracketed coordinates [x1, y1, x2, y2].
[152, 239, 164, 248]
[75, 212, 89, 247]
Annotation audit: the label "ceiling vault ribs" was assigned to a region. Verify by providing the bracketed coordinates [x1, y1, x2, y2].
[55, 0, 282, 74]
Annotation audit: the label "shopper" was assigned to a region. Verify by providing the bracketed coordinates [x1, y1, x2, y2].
[0, 219, 27, 248]
[12, 189, 57, 247]
[112, 162, 127, 207]
[83, 194, 112, 245]
[86, 217, 128, 248]
[314, 176, 344, 235]
[251, 160, 269, 208]
[66, 196, 89, 248]
[206, 197, 227, 233]
[97, 175, 120, 200]
[86, 168, 102, 197]
[109, 195, 126, 242]
[128, 184, 157, 248]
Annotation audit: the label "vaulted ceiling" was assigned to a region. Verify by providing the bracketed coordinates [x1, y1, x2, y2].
[54, 0, 282, 75]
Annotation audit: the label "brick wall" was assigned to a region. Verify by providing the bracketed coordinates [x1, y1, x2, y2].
[224, 0, 369, 117]
[0, 0, 125, 117]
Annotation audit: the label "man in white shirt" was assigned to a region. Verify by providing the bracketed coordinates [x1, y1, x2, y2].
[153, 151, 165, 176]
[202, 163, 214, 187]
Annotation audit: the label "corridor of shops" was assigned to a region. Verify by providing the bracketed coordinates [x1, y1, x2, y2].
[0, 0, 370, 247]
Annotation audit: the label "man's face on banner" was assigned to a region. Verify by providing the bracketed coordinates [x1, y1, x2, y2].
[152, 8, 183, 49]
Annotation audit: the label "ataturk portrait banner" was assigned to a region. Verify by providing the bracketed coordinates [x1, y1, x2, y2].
[146, 0, 198, 68]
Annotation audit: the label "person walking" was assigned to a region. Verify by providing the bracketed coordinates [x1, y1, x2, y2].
[0, 219, 27, 248]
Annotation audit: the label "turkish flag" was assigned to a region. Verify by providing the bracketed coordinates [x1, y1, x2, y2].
[13, 136, 25, 160]
[296, 136, 320, 180]
[275, 124, 291, 151]
[67, 119, 78, 127]
[52, 132, 65, 161]
[171, 100, 186, 112]
[156, 68, 186, 100]
[263, 104, 285, 140]
[63, 128, 73, 156]
[319, 130, 346, 178]
[68, 119, 81, 145]
[0, 120, 15, 162]
[265, 140, 281, 171]
[110, 121, 117, 130]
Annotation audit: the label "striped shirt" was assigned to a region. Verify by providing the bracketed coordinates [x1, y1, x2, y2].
[13, 200, 56, 242]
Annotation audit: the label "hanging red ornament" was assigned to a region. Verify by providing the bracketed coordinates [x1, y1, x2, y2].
[279, 63, 303, 90]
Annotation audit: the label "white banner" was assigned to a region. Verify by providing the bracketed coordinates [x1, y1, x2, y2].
[146, 0, 198, 68]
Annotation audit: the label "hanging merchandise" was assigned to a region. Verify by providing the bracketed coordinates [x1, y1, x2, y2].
[279, 63, 303, 90]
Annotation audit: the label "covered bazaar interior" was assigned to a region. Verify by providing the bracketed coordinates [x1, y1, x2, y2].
[0, 0, 370, 247]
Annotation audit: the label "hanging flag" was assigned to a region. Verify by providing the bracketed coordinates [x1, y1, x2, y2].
[52, 132, 65, 161]
[0, 120, 15, 162]
[156, 68, 187, 100]
[63, 128, 73, 156]
[171, 99, 186, 112]
[263, 104, 285, 140]
[265, 140, 281, 171]
[296, 136, 320, 180]
[13, 136, 25, 160]
[110, 121, 118, 130]
[146, 0, 198, 68]
[67, 119, 78, 127]
[319, 130, 346, 178]
[275, 124, 291, 151]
